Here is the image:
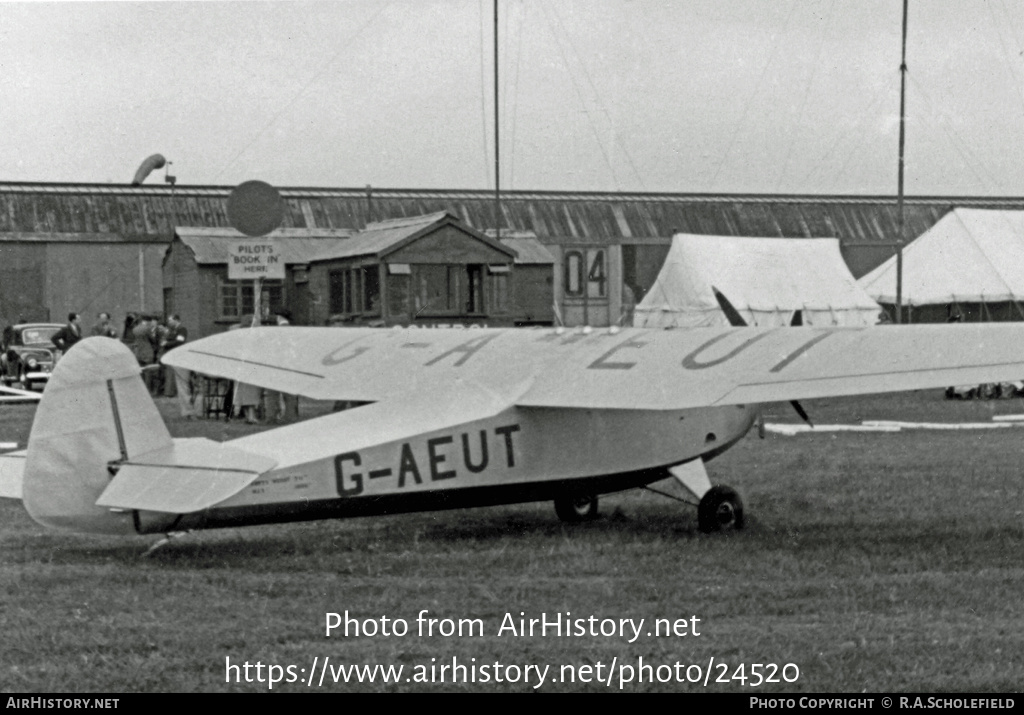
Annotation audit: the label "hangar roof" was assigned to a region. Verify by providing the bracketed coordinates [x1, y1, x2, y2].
[8, 181, 1024, 275]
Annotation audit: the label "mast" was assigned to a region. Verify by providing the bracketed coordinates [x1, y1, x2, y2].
[895, 0, 908, 323]
[494, 0, 501, 241]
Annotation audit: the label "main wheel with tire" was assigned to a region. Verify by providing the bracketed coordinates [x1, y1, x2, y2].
[697, 485, 744, 533]
[554, 494, 599, 523]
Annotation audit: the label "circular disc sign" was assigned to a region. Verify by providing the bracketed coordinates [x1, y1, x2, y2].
[227, 180, 284, 237]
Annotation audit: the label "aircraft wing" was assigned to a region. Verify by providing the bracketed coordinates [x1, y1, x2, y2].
[162, 327, 377, 401]
[162, 326, 538, 403]
[165, 324, 1024, 412]
[714, 324, 1024, 406]
[516, 324, 1024, 410]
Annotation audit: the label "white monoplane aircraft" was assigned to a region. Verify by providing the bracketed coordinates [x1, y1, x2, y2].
[2, 323, 1024, 538]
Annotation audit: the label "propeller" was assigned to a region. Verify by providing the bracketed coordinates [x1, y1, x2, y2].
[711, 287, 814, 428]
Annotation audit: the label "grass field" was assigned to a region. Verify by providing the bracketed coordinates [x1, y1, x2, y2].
[1, 391, 1022, 693]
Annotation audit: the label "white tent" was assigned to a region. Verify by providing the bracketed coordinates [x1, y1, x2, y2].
[633, 234, 880, 328]
[858, 208, 1024, 309]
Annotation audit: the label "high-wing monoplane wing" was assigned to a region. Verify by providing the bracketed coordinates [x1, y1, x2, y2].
[166, 324, 1024, 412]
[162, 327, 540, 404]
[713, 324, 1024, 405]
[517, 324, 1024, 409]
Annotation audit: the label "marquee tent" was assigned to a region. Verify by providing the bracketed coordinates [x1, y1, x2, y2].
[633, 233, 880, 328]
[858, 208, 1024, 322]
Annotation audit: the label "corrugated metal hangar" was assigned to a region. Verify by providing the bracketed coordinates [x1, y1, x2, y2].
[4, 181, 1024, 335]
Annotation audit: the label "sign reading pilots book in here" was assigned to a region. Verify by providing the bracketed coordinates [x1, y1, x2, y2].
[227, 240, 285, 280]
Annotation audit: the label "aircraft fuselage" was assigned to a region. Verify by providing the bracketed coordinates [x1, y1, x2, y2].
[134, 403, 758, 534]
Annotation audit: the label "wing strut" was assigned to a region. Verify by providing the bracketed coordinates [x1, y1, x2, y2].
[668, 459, 712, 506]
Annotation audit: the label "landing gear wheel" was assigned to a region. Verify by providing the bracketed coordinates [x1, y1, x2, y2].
[697, 485, 744, 533]
[554, 494, 599, 523]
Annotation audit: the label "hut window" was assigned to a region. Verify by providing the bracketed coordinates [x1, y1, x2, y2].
[328, 266, 380, 315]
[218, 279, 284, 321]
[329, 270, 346, 314]
[466, 265, 484, 314]
[414, 265, 455, 314]
[387, 271, 410, 318]
[489, 271, 509, 313]
[413, 264, 489, 315]
[219, 282, 239, 318]
[362, 265, 381, 314]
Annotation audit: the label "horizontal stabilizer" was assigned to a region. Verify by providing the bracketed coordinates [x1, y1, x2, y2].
[0, 450, 26, 500]
[97, 438, 277, 514]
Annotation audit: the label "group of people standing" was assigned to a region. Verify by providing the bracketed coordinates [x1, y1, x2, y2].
[52, 310, 199, 419]
[50, 311, 122, 354]
[50, 311, 118, 353]
[48, 308, 297, 425]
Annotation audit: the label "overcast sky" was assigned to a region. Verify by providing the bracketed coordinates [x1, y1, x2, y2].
[3, 0, 1024, 195]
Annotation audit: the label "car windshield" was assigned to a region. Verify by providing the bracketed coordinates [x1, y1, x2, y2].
[21, 327, 59, 345]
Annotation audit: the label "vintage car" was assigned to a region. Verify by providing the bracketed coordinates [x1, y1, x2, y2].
[1, 323, 63, 391]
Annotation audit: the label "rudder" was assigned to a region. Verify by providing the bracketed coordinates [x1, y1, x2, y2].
[22, 338, 172, 534]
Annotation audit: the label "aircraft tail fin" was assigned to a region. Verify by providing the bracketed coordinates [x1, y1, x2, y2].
[21, 337, 172, 535]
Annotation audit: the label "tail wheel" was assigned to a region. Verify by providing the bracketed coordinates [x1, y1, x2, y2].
[697, 485, 744, 533]
[554, 494, 599, 523]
